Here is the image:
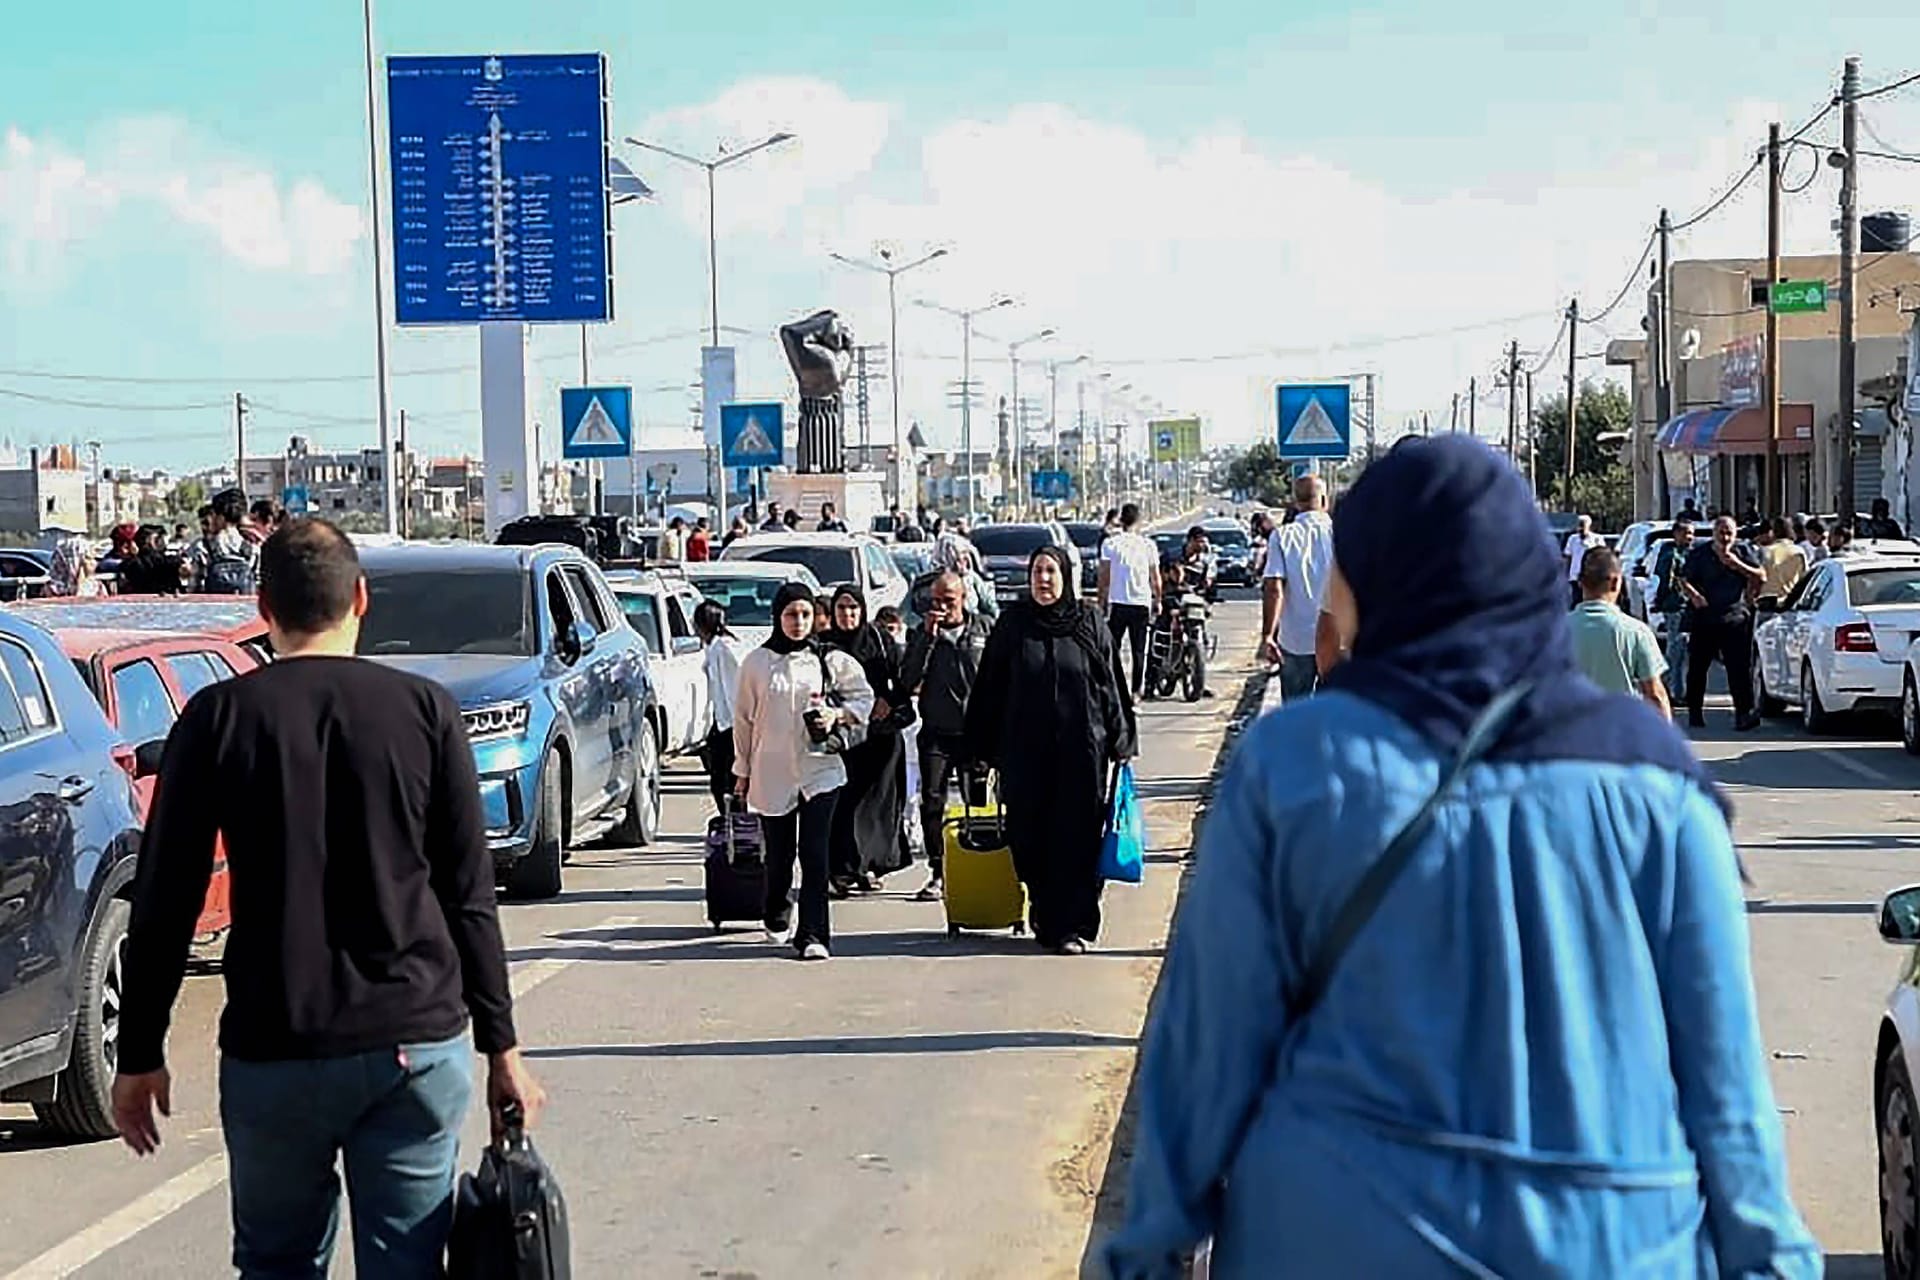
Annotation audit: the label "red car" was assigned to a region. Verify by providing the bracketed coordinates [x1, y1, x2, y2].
[10, 597, 270, 941]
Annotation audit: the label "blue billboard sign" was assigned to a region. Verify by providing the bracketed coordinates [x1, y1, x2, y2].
[560, 385, 632, 460]
[1030, 469, 1073, 501]
[387, 54, 613, 326]
[720, 403, 784, 469]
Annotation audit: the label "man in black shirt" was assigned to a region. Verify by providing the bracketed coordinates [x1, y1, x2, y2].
[1681, 514, 1767, 732]
[900, 569, 993, 903]
[113, 518, 543, 1278]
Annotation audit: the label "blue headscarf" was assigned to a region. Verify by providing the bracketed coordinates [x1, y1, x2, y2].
[1320, 435, 1724, 806]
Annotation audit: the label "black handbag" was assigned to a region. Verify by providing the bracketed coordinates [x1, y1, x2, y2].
[447, 1102, 571, 1280]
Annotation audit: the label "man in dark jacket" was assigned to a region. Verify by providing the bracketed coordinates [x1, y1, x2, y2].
[1681, 514, 1766, 732]
[900, 569, 993, 902]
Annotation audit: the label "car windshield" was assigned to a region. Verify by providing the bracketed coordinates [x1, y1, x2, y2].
[1848, 567, 1920, 607]
[727, 544, 859, 587]
[1202, 528, 1249, 548]
[1063, 524, 1105, 549]
[971, 526, 1052, 556]
[358, 568, 533, 656]
[695, 575, 806, 630]
[616, 591, 665, 652]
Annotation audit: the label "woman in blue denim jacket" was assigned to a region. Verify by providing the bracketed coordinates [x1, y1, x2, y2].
[1104, 437, 1818, 1279]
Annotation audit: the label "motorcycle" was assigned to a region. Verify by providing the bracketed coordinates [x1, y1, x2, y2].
[1145, 590, 1215, 703]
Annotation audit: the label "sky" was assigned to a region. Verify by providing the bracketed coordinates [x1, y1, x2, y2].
[6, 0, 1920, 475]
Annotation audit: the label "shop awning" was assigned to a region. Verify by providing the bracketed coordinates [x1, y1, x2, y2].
[1656, 404, 1814, 455]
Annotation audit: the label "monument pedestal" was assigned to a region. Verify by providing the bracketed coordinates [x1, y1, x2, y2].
[766, 470, 887, 533]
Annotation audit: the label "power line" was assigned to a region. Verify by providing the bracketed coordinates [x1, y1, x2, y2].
[1672, 156, 1763, 231]
[1860, 68, 1920, 100]
[1583, 233, 1656, 324]
[0, 386, 229, 412]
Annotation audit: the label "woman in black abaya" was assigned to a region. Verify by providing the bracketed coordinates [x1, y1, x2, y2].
[824, 585, 913, 895]
[965, 545, 1135, 953]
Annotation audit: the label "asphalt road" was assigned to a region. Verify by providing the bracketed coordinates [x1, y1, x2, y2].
[1691, 701, 1917, 1279]
[0, 593, 1262, 1280]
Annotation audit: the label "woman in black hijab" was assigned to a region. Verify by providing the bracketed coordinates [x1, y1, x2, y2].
[823, 585, 913, 895]
[965, 544, 1135, 953]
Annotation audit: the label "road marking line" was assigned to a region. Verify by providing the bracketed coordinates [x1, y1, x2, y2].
[0, 913, 638, 1277]
[1819, 749, 1893, 784]
[2, 1152, 229, 1279]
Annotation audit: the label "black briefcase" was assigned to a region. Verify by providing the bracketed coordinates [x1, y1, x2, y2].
[447, 1103, 571, 1279]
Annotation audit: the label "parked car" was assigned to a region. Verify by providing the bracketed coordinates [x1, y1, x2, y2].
[718, 532, 908, 613]
[1755, 551, 1920, 732]
[1874, 881, 1920, 1276]
[889, 542, 936, 587]
[0, 548, 52, 601]
[356, 544, 662, 898]
[969, 522, 1082, 603]
[682, 561, 823, 649]
[606, 569, 711, 758]
[1199, 518, 1256, 586]
[0, 610, 144, 1138]
[27, 604, 269, 945]
[1062, 522, 1107, 595]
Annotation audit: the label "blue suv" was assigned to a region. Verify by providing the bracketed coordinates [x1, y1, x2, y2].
[0, 610, 144, 1138]
[357, 544, 662, 899]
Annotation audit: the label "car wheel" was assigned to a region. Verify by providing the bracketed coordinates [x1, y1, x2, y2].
[33, 897, 129, 1139]
[1884, 1045, 1920, 1280]
[1906, 677, 1920, 757]
[507, 751, 565, 900]
[1755, 649, 1787, 718]
[1802, 663, 1835, 734]
[613, 720, 661, 847]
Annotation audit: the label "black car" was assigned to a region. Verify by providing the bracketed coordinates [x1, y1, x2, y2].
[1199, 520, 1256, 585]
[0, 610, 145, 1138]
[972, 523, 1081, 602]
[1062, 522, 1106, 597]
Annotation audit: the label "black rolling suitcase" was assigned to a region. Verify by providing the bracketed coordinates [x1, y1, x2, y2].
[447, 1102, 570, 1279]
[704, 797, 766, 930]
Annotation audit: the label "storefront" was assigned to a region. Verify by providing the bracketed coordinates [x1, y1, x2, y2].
[1656, 403, 1816, 516]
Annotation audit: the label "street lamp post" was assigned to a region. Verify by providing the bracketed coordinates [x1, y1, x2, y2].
[1007, 328, 1056, 517]
[359, 0, 398, 535]
[830, 246, 949, 505]
[624, 131, 796, 510]
[916, 296, 1014, 522]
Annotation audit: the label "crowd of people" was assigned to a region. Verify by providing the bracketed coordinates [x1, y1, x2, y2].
[698, 511, 1140, 959]
[38, 487, 286, 599]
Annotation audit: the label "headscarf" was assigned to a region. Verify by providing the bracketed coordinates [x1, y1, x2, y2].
[1016, 544, 1094, 640]
[762, 581, 818, 655]
[1320, 435, 1722, 803]
[933, 531, 979, 576]
[824, 584, 884, 661]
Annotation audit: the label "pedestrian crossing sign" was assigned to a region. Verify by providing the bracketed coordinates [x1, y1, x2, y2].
[560, 386, 633, 460]
[1276, 383, 1351, 460]
[721, 403, 784, 469]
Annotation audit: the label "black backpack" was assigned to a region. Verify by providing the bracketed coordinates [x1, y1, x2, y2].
[200, 539, 255, 595]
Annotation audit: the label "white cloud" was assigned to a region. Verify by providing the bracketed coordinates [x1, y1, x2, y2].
[0, 117, 363, 290]
[631, 77, 890, 238]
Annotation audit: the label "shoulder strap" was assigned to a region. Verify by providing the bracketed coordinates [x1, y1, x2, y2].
[1286, 682, 1532, 1025]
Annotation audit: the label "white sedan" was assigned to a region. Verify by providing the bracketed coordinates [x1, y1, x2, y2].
[680, 560, 824, 651]
[1755, 551, 1920, 733]
[1875, 882, 1920, 1276]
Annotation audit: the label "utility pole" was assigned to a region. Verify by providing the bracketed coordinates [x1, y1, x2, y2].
[1838, 55, 1862, 521]
[1505, 340, 1522, 461]
[1468, 377, 1477, 439]
[1075, 378, 1087, 504]
[1525, 369, 1537, 499]
[397, 407, 410, 539]
[86, 441, 102, 534]
[1656, 208, 1674, 519]
[1450, 393, 1460, 433]
[1766, 121, 1783, 516]
[234, 392, 249, 499]
[1564, 298, 1581, 509]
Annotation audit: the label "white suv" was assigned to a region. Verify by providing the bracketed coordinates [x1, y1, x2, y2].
[718, 532, 908, 614]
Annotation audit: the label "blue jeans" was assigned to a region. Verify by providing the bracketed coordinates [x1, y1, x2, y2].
[220, 1033, 474, 1279]
[1279, 650, 1319, 701]
[1662, 611, 1690, 698]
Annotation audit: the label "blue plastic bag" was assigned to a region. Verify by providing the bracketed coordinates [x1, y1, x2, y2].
[1099, 763, 1146, 884]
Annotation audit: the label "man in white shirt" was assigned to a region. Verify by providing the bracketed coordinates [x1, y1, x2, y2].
[1562, 514, 1603, 609]
[1261, 475, 1335, 700]
[1099, 502, 1161, 696]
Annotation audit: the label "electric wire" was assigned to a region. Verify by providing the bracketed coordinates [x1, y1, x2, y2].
[1860, 69, 1920, 101]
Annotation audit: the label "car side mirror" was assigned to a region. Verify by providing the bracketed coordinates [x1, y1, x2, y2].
[559, 619, 598, 662]
[1882, 885, 1920, 944]
[133, 739, 166, 780]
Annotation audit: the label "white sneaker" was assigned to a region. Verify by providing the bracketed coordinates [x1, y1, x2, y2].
[765, 923, 793, 947]
[800, 941, 830, 962]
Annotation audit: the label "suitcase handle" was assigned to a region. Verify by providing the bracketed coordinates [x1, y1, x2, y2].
[951, 766, 1002, 822]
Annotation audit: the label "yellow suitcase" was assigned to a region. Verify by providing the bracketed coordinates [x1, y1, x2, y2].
[942, 796, 1027, 937]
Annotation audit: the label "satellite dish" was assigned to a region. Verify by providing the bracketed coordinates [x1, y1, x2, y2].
[1678, 328, 1702, 361]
